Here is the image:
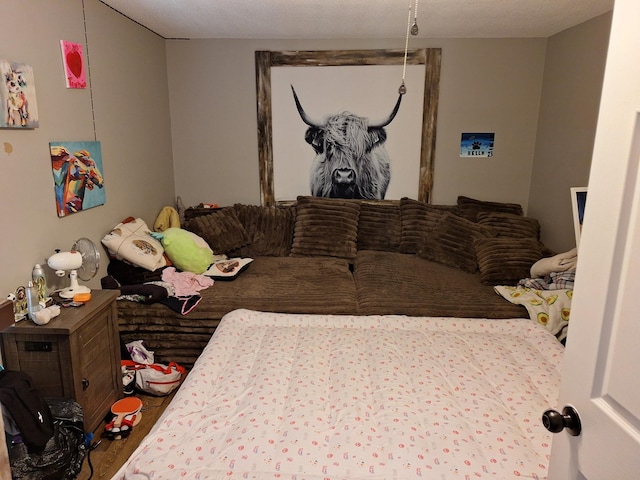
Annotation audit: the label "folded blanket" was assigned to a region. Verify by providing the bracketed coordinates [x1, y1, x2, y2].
[530, 248, 577, 278]
[495, 285, 571, 342]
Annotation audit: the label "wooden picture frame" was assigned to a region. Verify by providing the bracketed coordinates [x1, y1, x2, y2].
[255, 49, 441, 206]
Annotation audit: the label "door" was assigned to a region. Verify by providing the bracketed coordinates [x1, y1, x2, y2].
[547, 0, 640, 478]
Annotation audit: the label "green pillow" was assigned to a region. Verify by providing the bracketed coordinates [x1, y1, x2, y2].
[151, 228, 214, 274]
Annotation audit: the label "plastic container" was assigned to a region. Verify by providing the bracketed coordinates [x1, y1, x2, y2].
[32, 263, 48, 302]
[25, 280, 42, 321]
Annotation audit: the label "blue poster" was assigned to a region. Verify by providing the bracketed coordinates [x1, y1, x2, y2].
[460, 133, 494, 157]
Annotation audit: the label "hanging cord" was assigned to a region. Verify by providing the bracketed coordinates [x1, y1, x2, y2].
[399, 0, 413, 95]
[411, 0, 420, 35]
[82, 0, 97, 141]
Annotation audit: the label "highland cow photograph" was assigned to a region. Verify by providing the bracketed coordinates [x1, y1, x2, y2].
[270, 63, 425, 202]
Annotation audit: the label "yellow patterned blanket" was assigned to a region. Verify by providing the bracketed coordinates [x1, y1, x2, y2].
[495, 285, 571, 342]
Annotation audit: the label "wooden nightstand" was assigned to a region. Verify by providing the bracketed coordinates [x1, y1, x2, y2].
[1, 290, 123, 432]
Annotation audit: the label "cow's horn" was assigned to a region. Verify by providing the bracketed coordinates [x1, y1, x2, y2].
[370, 94, 403, 128]
[291, 85, 322, 128]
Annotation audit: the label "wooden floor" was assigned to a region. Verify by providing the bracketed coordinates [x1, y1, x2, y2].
[78, 390, 177, 479]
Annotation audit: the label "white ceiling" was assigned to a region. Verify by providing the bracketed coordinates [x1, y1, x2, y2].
[99, 0, 614, 40]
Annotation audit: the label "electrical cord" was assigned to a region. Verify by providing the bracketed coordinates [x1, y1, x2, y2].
[85, 440, 101, 480]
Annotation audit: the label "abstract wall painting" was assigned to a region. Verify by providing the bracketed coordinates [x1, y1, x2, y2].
[0, 60, 40, 128]
[50, 141, 106, 217]
[60, 40, 87, 89]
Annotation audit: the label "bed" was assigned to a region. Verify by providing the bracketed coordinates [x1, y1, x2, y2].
[113, 309, 563, 479]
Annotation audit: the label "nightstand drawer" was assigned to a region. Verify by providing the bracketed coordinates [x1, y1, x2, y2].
[2, 332, 67, 397]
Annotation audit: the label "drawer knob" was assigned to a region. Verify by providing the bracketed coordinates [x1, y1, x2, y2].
[82, 378, 90, 391]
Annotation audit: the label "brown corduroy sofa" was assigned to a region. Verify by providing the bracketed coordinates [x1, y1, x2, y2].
[115, 195, 547, 368]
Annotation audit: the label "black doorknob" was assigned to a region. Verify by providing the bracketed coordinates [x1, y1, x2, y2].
[542, 405, 582, 436]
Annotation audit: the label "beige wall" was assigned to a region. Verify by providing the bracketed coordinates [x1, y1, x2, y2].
[0, 1, 611, 299]
[528, 13, 612, 253]
[167, 37, 547, 209]
[431, 38, 546, 206]
[0, 0, 174, 297]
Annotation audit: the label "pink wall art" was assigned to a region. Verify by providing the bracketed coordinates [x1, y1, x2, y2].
[60, 40, 87, 89]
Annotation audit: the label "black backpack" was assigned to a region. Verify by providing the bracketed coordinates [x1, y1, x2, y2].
[0, 370, 54, 454]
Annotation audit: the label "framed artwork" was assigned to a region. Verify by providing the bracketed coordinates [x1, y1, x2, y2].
[60, 40, 87, 89]
[571, 187, 588, 248]
[50, 141, 106, 217]
[0, 59, 39, 128]
[255, 49, 441, 206]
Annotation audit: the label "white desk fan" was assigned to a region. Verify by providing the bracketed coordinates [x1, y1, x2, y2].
[48, 237, 100, 299]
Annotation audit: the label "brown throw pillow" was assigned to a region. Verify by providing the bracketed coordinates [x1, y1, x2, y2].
[357, 202, 401, 252]
[418, 213, 497, 273]
[290, 196, 360, 261]
[399, 197, 454, 254]
[475, 237, 543, 285]
[184, 208, 250, 255]
[456, 195, 524, 221]
[476, 211, 540, 239]
[230, 204, 296, 257]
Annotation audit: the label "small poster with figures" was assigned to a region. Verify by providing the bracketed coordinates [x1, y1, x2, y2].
[460, 132, 495, 157]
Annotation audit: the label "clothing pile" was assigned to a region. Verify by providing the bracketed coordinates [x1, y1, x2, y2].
[102, 259, 213, 315]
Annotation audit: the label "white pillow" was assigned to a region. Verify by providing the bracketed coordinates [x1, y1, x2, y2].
[102, 218, 167, 271]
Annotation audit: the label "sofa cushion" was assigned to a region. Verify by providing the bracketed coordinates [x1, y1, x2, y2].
[417, 213, 497, 273]
[184, 208, 250, 255]
[456, 195, 524, 221]
[230, 204, 296, 257]
[475, 237, 543, 285]
[476, 211, 540, 239]
[290, 196, 360, 261]
[399, 197, 453, 254]
[353, 250, 527, 318]
[357, 202, 402, 252]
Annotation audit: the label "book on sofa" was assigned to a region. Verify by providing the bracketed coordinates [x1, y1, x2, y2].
[203, 257, 253, 280]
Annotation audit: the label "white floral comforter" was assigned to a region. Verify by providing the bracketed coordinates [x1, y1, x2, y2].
[113, 309, 563, 480]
